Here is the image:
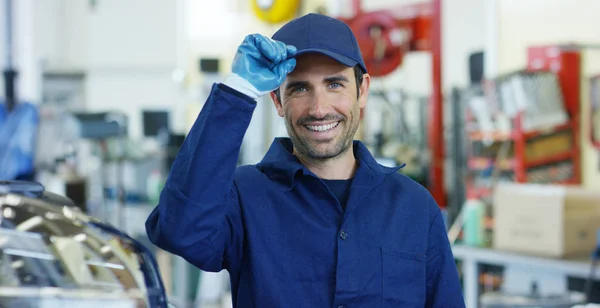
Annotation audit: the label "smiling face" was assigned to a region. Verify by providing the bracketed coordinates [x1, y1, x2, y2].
[271, 53, 370, 162]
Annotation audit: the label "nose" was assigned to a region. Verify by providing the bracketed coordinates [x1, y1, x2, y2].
[308, 89, 328, 119]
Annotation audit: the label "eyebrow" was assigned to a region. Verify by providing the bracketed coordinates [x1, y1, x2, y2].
[324, 75, 349, 83]
[284, 75, 350, 93]
[284, 81, 309, 92]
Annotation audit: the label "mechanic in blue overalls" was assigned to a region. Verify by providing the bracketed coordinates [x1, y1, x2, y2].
[0, 69, 38, 181]
[146, 13, 464, 307]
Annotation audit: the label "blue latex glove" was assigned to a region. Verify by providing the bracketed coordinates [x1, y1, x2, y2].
[223, 34, 296, 99]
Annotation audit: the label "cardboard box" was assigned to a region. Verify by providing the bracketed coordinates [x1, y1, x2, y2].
[493, 183, 600, 258]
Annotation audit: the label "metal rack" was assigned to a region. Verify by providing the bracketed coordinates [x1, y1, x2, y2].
[452, 45, 589, 308]
[453, 244, 599, 308]
[464, 46, 582, 201]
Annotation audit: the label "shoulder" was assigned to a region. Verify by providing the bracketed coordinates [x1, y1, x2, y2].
[384, 171, 442, 221]
[233, 164, 269, 187]
[234, 164, 262, 178]
[385, 171, 433, 200]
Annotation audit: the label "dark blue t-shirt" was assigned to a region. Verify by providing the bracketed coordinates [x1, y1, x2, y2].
[322, 179, 352, 210]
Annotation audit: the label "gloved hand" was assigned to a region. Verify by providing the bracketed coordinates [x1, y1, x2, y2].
[223, 34, 297, 99]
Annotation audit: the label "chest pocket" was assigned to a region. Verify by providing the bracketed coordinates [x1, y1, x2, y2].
[381, 247, 427, 307]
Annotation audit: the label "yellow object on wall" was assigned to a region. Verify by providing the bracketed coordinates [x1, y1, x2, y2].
[252, 0, 301, 24]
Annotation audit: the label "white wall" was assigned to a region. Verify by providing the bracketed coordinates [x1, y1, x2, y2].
[87, 0, 178, 70]
[32, 0, 88, 71]
[497, 0, 600, 75]
[442, 0, 486, 91]
[496, 0, 600, 189]
[1, 0, 85, 103]
[83, 0, 183, 138]
[0, 0, 40, 103]
[2, 0, 186, 140]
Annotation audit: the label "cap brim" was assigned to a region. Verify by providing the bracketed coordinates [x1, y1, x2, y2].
[294, 48, 360, 69]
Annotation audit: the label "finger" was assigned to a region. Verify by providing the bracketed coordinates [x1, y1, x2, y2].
[286, 45, 297, 58]
[257, 35, 288, 64]
[274, 58, 296, 80]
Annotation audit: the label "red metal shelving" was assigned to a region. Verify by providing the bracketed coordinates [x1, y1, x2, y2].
[468, 121, 573, 141]
[465, 45, 582, 199]
[526, 150, 574, 168]
[525, 46, 581, 184]
[468, 158, 513, 170]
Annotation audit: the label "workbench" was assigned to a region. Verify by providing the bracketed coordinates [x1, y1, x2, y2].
[452, 245, 600, 308]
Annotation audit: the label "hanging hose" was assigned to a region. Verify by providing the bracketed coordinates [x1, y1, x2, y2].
[3, 0, 17, 112]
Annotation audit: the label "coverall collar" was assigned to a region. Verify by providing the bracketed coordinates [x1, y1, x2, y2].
[257, 137, 404, 191]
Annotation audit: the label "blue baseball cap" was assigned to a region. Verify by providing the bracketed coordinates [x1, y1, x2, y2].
[272, 13, 368, 74]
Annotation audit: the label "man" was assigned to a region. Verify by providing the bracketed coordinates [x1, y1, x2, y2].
[0, 69, 38, 181]
[146, 13, 464, 308]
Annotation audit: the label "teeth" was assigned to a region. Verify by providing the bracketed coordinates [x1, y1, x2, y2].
[306, 122, 339, 132]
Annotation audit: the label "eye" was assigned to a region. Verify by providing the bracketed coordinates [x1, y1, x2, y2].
[328, 82, 342, 89]
[292, 86, 307, 93]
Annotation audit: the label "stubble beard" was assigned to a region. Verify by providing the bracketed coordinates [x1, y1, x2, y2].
[285, 105, 360, 161]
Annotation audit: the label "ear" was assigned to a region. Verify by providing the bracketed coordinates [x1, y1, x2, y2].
[358, 73, 371, 109]
[270, 91, 285, 117]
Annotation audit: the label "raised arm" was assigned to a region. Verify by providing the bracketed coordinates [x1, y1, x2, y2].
[145, 34, 296, 272]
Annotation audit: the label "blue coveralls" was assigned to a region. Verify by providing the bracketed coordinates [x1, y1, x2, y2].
[0, 102, 38, 180]
[145, 83, 465, 307]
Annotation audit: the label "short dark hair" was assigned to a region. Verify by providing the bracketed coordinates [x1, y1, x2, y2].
[274, 65, 364, 103]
